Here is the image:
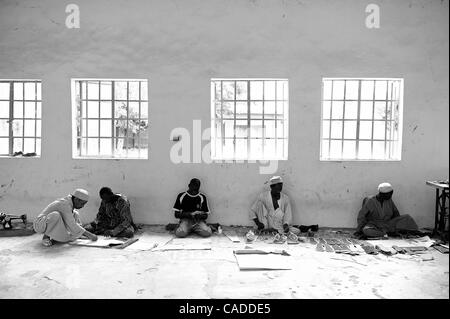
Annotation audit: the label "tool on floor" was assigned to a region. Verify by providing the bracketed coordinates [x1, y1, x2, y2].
[0, 212, 27, 230]
[433, 244, 449, 254]
[223, 230, 241, 243]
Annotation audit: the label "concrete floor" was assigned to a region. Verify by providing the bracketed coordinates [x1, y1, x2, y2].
[0, 226, 448, 299]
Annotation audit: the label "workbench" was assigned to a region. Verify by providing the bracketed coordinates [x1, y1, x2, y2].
[426, 181, 449, 241]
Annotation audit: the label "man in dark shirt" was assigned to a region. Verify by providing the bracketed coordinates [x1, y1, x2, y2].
[85, 187, 137, 238]
[173, 178, 212, 238]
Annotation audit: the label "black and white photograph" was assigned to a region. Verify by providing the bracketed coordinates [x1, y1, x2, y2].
[0, 0, 448, 306]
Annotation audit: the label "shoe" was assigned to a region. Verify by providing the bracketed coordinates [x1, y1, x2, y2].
[246, 230, 256, 242]
[273, 233, 287, 244]
[287, 232, 299, 244]
[324, 243, 334, 252]
[316, 243, 325, 252]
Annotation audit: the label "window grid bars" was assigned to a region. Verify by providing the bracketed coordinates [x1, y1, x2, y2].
[76, 80, 147, 158]
[322, 79, 402, 160]
[0, 81, 41, 156]
[212, 80, 287, 160]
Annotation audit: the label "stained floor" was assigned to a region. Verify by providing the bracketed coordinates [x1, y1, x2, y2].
[0, 226, 448, 299]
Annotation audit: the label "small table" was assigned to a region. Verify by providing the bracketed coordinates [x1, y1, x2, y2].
[426, 181, 449, 240]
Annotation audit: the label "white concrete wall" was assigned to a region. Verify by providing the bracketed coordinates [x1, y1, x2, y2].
[0, 0, 448, 228]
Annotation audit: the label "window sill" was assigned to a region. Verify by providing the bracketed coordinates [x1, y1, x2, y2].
[0, 156, 41, 159]
[320, 159, 401, 162]
[72, 156, 148, 160]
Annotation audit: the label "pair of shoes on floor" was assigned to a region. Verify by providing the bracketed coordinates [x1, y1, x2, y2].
[273, 233, 287, 244]
[316, 243, 334, 252]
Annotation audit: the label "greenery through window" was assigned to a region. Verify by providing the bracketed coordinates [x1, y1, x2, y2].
[211, 79, 289, 161]
[72, 79, 149, 159]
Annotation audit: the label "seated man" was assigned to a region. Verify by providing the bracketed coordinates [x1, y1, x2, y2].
[356, 182, 419, 238]
[33, 189, 98, 246]
[85, 187, 137, 238]
[249, 176, 300, 235]
[173, 178, 212, 238]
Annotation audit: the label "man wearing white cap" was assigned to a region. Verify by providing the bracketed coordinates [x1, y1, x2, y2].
[249, 176, 300, 235]
[33, 189, 98, 246]
[356, 182, 419, 238]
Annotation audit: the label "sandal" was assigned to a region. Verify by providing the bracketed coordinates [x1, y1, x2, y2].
[273, 233, 287, 244]
[287, 232, 299, 244]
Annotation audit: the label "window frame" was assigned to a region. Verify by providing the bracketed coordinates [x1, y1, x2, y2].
[210, 78, 289, 161]
[70, 78, 149, 160]
[320, 77, 404, 162]
[0, 79, 42, 158]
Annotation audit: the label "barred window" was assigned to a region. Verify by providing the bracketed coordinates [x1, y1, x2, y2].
[320, 78, 403, 161]
[72, 79, 149, 159]
[211, 79, 288, 160]
[0, 80, 42, 157]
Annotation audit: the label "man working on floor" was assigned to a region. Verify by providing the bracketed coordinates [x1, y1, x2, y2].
[173, 178, 212, 238]
[249, 176, 300, 235]
[85, 187, 137, 238]
[355, 182, 419, 238]
[33, 189, 98, 246]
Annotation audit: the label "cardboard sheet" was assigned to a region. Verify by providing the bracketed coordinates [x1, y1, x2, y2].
[234, 253, 292, 270]
[223, 230, 241, 243]
[125, 233, 173, 251]
[68, 236, 128, 248]
[153, 237, 212, 251]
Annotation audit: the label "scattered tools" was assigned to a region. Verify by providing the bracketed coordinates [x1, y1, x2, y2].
[433, 244, 449, 254]
[376, 244, 397, 255]
[0, 212, 27, 230]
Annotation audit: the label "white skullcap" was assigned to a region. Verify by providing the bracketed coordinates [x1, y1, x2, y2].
[269, 176, 283, 185]
[378, 182, 393, 193]
[72, 188, 89, 201]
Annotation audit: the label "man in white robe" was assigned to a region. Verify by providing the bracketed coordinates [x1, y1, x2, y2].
[249, 176, 300, 235]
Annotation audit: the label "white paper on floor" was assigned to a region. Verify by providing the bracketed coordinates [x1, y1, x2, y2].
[125, 233, 172, 251]
[234, 253, 292, 270]
[153, 237, 212, 251]
[68, 236, 126, 248]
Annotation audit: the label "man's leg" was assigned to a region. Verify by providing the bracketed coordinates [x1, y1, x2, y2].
[44, 212, 72, 243]
[192, 221, 212, 238]
[288, 226, 300, 235]
[391, 215, 419, 233]
[116, 226, 135, 238]
[362, 225, 386, 238]
[175, 219, 192, 238]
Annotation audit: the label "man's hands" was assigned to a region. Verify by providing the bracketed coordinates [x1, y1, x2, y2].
[253, 218, 265, 230]
[283, 223, 290, 233]
[84, 230, 98, 241]
[104, 230, 115, 237]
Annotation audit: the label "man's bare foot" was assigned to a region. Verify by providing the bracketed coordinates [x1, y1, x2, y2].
[42, 235, 53, 247]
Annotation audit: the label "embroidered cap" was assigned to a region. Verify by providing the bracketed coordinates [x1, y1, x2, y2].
[269, 176, 283, 185]
[378, 182, 393, 193]
[72, 188, 89, 202]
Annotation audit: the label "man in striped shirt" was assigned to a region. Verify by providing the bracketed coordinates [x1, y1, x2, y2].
[173, 178, 212, 238]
